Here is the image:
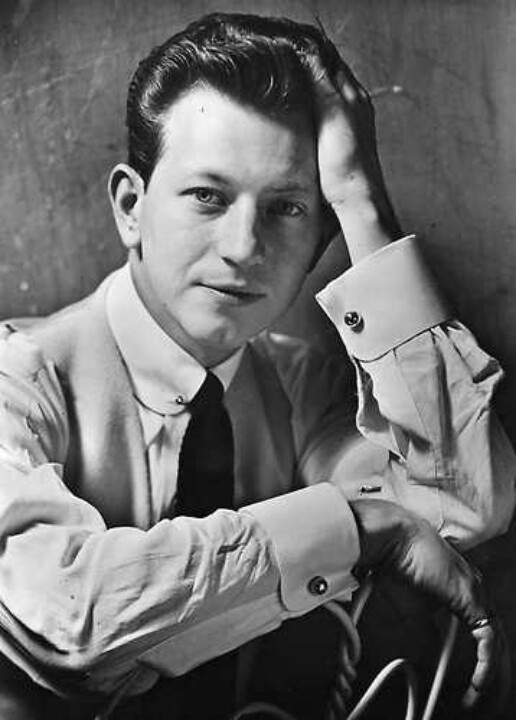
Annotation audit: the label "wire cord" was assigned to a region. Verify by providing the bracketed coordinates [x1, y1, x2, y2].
[229, 576, 458, 720]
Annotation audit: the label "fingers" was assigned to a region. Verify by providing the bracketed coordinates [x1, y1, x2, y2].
[431, 551, 504, 710]
[463, 620, 498, 708]
[378, 512, 502, 708]
[454, 560, 496, 690]
[421, 541, 502, 707]
[306, 51, 344, 110]
[306, 47, 377, 176]
[462, 615, 511, 712]
[306, 48, 370, 111]
[333, 61, 372, 108]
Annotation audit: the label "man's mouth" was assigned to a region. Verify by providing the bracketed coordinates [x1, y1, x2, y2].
[198, 283, 266, 304]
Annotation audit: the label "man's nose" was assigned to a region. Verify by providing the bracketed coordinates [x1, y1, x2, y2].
[216, 200, 265, 267]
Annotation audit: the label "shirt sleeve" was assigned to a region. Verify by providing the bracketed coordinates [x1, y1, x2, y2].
[314, 235, 516, 548]
[0, 326, 359, 698]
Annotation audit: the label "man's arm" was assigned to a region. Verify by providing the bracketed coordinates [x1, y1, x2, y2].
[294, 50, 516, 547]
[0, 327, 360, 696]
[0, 326, 503, 708]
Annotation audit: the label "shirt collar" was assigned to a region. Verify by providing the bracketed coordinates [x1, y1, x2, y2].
[106, 264, 243, 416]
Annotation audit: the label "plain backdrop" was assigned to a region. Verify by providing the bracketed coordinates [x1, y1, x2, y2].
[1, 1, 516, 716]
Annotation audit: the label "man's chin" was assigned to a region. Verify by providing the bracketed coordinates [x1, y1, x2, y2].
[184, 318, 251, 362]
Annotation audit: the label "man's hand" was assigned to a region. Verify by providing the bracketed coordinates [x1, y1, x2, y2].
[308, 52, 402, 263]
[349, 498, 507, 709]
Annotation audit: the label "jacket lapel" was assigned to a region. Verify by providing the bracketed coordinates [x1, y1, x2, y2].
[28, 277, 152, 529]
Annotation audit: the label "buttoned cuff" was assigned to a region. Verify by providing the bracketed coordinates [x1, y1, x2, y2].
[242, 484, 359, 614]
[316, 236, 452, 361]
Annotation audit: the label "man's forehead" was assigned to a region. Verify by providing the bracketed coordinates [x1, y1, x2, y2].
[161, 83, 313, 128]
[158, 86, 317, 185]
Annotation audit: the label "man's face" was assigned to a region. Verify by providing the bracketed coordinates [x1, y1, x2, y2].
[131, 86, 322, 366]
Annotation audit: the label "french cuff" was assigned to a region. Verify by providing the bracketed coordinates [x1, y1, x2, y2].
[242, 483, 359, 614]
[316, 235, 452, 362]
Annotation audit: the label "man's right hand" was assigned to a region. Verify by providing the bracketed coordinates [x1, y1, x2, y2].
[349, 498, 506, 709]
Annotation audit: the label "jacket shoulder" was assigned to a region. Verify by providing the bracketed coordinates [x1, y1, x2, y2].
[2, 275, 113, 373]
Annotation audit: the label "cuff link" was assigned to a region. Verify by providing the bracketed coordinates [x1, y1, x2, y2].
[308, 576, 328, 596]
[344, 311, 363, 331]
[359, 484, 382, 494]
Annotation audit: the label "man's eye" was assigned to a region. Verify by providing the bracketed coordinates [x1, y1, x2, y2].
[267, 200, 305, 218]
[189, 188, 226, 207]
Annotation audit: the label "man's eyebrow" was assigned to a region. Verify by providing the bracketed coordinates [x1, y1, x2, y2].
[185, 171, 232, 186]
[185, 171, 315, 195]
[266, 182, 314, 195]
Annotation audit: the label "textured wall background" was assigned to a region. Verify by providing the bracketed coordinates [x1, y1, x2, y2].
[1, 0, 515, 715]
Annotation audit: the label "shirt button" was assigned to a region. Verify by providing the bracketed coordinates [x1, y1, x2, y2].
[344, 311, 363, 331]
[307, 576, 328, 596]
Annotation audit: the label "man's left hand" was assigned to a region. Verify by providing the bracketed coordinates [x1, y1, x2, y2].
[308, 52, 401, 262]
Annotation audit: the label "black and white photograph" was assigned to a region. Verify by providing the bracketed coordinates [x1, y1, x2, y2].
[1, 2, 515, 719]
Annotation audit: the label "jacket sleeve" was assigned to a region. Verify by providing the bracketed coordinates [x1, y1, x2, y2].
[0, 327, 358, 698]
[285, 236, 516, 549]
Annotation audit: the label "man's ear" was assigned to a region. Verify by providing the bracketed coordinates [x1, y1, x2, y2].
[307, 202, 341, 272]
[108, 163, 146, 251]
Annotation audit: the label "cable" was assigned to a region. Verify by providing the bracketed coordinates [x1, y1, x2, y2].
[349, 577, 375, 625]
[230, 701, 298, 720]
[231, 574, 458, 720]
[93, 667, 145, 720]
[326, 577, 458, 720]
[324, 576, 417, 720]
[324, 579, 374, 718]
[346, 658, 418, 720]
[421, 615, 459, 720]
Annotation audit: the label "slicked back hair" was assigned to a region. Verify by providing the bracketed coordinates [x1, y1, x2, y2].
[126, 12, 341, 186]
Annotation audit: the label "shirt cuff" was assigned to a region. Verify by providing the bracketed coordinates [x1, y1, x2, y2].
[316, 235, 452, 361]
[242, 483, 359, 614]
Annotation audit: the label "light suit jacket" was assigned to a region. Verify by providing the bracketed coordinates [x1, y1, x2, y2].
[13, 276, 355, 531]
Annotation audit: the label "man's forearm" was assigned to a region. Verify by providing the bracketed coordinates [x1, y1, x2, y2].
[332, 188, 402, 264]
[316, 235, 516, 548]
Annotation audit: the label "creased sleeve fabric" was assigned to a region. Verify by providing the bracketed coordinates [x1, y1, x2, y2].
[0, 326, 359, 697]
[314, 235, 516, 548]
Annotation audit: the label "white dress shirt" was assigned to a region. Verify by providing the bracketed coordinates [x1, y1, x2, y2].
[0, 236, 514, 697]
[107, 266, 244, 522]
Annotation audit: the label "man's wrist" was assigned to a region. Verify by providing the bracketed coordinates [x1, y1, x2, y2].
[243, 484, 360, 612]
[331, 194, 401, 264]
[349, 498, 410, 571]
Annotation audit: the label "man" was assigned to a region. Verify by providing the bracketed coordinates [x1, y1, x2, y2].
[0, 12, 514, 720]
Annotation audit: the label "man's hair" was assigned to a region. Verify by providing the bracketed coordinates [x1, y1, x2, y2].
[126, 12, 341, 185]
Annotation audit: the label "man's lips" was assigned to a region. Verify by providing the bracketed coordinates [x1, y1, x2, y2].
[197, 282, 266, 303]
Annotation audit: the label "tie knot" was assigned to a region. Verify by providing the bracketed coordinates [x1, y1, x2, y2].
[190, 371, 224, 414]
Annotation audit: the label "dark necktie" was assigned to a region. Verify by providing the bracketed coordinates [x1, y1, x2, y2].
[174, 371, 237, 719]
[175, 371, 234, 517]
